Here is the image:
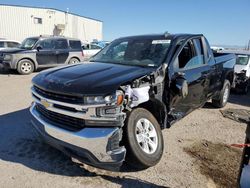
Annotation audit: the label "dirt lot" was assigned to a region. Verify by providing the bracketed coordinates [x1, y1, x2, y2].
[0, 70, 249, 188]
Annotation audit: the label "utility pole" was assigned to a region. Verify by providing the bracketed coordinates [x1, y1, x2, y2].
[248, 39, 250, 50]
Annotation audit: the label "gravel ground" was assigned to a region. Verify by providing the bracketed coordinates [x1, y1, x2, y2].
[0, 70, 249, 188]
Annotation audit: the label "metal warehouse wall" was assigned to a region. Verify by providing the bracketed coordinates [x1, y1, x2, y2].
[0, 5, 103, 43]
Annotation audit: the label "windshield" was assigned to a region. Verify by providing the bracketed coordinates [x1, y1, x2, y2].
[20, 38, 39, 50]
[236, 55, 249, 65]
[90, 37, 171, 67]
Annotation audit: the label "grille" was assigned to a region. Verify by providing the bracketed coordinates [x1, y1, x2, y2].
[33, 86, 84, 104]
[36, 103, 85, 131]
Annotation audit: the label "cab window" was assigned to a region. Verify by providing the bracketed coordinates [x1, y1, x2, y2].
[54, 39, 68, 49]
[204, 37, 214, 65]
[177, 38, 205, 70]
[37, 39, 53, 49]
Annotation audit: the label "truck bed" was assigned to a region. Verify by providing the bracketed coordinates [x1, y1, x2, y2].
[213, 52, 236, 67]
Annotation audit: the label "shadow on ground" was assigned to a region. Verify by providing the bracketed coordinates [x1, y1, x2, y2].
[0, 68, 18, 75]
[0, 68, 49, 75]
[228, 90, 250, 107]
[0, 108, 167, 188]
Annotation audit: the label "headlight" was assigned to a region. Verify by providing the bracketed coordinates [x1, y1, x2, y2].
[3, 54, 12, 61]
[84, 90, 124, 105]
[84, 95, 116, 104]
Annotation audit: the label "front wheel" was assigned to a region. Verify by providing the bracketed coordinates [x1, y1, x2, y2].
[212, 80, 231, 108]
[124, 108, 164, 169]
[17, 59, 34, 75]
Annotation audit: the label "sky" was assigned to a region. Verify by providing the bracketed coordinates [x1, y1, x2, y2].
[0, 0, 249, 46]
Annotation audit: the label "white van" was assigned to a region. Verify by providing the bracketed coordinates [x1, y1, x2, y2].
[234, 51, 250, 93]
[235, 53, 250, 78]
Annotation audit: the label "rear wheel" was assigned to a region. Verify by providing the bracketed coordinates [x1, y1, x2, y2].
[17, 59, 34, 75]
[124, 108, 164, 169]
[68, 57, 80, 64]
[212, 80, 231, 108]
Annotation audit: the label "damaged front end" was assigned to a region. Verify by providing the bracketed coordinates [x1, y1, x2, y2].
[30, 63, 169, 171]
[119, 66, 169, 128]
[30, 86, 127, 171]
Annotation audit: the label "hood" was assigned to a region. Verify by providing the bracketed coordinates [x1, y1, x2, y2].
[32, 62, 155, 96]
[0, 48, 28, 54]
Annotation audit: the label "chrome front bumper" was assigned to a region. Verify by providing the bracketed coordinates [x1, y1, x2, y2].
[30, 104, 126, 170]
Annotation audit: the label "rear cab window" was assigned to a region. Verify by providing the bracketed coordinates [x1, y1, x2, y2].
[203, 37, 215, 65]
[69, 40, 82, 51]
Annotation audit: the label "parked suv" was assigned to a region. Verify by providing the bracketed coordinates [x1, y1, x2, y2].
[0, 36, 84, 74]
[0, 39, 20, 50]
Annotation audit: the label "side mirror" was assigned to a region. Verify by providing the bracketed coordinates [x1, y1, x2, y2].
[36, 46, 42, 51]
[175, 76, 188, 98]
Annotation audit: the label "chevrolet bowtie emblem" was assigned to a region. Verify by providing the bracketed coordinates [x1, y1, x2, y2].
[41, 99, 51, 108]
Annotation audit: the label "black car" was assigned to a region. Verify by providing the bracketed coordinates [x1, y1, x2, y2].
[0, 36, 84, 74]
[30, 33, 236, 170]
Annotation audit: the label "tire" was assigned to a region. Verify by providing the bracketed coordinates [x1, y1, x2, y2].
[212, 80, 231, 108]
[68, 57, 80, 64]
[17, 59, 34, 75]
[124, 108, 164, 169]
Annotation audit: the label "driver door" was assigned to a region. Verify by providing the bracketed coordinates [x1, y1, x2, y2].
[169, 38, 210, 119]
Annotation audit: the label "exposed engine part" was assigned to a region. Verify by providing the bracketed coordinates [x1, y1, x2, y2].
[124, 85, 150, 108]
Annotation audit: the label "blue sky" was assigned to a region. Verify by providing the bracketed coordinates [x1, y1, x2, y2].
[0, 0, 249, 46]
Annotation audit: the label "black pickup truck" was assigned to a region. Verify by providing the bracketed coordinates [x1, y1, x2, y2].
[30, 33, 236, 170]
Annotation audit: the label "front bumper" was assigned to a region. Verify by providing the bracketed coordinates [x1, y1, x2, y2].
[0, 60, 11, 69]
[30, 104, 126, 171]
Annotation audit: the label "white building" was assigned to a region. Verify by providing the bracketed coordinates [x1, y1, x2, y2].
[0, 4, 103, 43]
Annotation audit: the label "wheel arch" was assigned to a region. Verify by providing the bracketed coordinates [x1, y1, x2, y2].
[68, 56, 80, 64]
[137, 99, 168, 129]
[225, 71, 234, 86]
[17, 58, 37, 70]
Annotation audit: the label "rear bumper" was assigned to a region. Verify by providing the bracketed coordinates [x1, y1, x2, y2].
[30, 104, 126, 171]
